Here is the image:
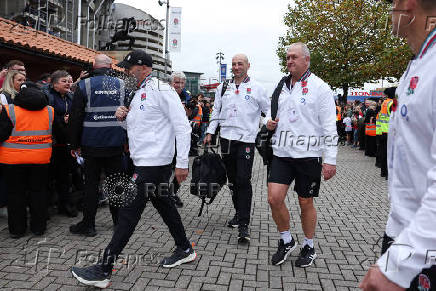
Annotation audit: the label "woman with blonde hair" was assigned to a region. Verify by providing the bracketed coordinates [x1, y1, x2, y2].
[0, 70, 26, 105]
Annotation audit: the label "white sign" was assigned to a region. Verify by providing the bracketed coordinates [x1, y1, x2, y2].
[168, 7, 182, 52]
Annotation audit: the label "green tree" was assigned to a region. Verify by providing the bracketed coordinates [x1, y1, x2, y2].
[277, 0, 412, 100]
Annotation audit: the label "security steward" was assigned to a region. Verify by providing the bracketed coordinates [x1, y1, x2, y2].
[378, 88, 394, 179]
[69, 54, 128, 237]
[0, 82, 54, 238]
[71, 50, 196, 289]
[266, 43, 337, 268]
[204, 53, 270, 243]
[360, 0, 436, 290]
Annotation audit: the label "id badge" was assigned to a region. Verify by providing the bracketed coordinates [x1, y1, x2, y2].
[227, 104, 238, 119]
[288, 106, 298, 123]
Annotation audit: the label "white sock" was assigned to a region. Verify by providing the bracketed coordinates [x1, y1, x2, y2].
[280, 230, 292, 244]
[302, 237, 314, 248]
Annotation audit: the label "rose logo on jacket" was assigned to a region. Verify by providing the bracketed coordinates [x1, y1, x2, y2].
[407, 76, 419, 95]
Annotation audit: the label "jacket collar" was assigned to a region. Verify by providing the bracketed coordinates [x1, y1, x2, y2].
[418, 27, 436, 59]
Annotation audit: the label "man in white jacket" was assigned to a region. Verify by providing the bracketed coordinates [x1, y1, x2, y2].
[360, 0, 436, 290]
[266, 43, 337, 268]
[71, 50, 196, 288]
[204, 54, 270, 243]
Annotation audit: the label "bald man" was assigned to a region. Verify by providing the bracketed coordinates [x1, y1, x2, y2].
[205, 54, 270, 243]
[68, 54, 131, 237]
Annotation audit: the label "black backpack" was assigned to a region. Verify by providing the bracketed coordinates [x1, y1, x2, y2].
[255, 76, 288, 165]
[190, 147, 227, 216]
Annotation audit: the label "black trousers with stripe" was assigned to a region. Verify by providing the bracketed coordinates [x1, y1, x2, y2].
[220, 138, 255, 226]
[102, 165, 191, 272]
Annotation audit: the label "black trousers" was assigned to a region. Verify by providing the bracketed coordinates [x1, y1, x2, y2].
[0, 165, 7, 207]
[380, 133, 388, 177]
[82, 155, 122, 227]
[220, 138, 255, 226]
[375, 135, 381, 167]
[52, 146, 80, 207]
[358, 122, 366, 150]
[365, 135, 377, 157]
[3, 164, 49, 235]
[381, 233, 436, 290]
[102, 165, 190, 271]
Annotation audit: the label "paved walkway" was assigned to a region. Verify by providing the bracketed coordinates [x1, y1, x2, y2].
[0, 146, 389, 290]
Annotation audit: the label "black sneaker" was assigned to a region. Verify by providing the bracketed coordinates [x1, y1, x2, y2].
[69, 221, 96, 237]
[71, 265, 111, 288]
[271, 238, 297, 265]
[237, 225, 250, 243]
[227, 214, 238, 228]
[173, 195, 184, 208]
[295, 245, 317, 268]
[160, 246, 197, 268]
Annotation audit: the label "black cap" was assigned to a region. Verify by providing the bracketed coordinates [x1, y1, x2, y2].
[117, 50, 153, 69]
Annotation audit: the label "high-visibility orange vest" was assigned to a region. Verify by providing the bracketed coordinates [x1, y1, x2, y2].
[192, 104, 203, 125]
[336, 106, 341, 121]
[0, 104, 54, 164]
[365, 123, 376, 137]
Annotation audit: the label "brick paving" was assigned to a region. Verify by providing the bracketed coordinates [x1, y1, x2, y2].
[0, 145, 389, 290]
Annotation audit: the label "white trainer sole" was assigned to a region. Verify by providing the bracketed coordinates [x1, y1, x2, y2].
[296, 253, 318, 268]
[162, 251, 197, 268]
[273, 243, 297, 266]
[72, 269, 111, 289]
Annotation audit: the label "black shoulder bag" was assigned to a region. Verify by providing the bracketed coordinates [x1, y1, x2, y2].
[255, 76, 288, 166]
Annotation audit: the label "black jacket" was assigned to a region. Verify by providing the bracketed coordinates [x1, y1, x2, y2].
[43, 86, 73, 145]
[0, 87, 48, 142]
[68, 67, 124, 157]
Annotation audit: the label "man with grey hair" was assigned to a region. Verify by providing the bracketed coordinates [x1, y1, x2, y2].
[266, 42, 337, 267]
[171, 71, 191, 105]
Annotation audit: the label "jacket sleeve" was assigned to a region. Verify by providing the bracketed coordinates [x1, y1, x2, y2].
[68, 84, 87, 149]
[52, 110, 69, 144]
[377, 110, 436, 288]
[257, 85, 271, 115]
[0, 106, 13, 142]
[318, 85, 338, 165]
[206, 84, 223, 135]
[160, 88, 191, 169]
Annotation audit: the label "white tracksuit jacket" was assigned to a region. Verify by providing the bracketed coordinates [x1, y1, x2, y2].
[377, 28, 436, 288]
[126, 76, 191, 169]
[263, 72, 338, 165]
[207, 78, 270, 143]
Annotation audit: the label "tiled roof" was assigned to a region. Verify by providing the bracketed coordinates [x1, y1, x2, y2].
[0, 17, 111, 65]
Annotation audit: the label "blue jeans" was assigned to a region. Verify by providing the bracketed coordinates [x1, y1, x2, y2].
[199, 123, 209, 143]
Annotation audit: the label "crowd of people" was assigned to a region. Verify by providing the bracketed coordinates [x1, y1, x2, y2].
[336, 89, 395, 179]
[0, 57, 212, 234]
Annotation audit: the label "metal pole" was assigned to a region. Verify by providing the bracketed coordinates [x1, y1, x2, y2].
[164, 0, 169, 76]
[86, 4, 89, 47]
[93, 0, 107, 50]
[37, 0, 41, 31]
[77, 0, 82, 44]
[46, 0, 49, 32]
[71, 0, 75, 42]
[65, 0, 68, 39]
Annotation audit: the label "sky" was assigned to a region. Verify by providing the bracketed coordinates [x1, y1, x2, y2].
[114, 0, 292, 95]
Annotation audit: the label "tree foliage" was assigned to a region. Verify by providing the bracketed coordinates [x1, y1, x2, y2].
[277, 0, 412, 98]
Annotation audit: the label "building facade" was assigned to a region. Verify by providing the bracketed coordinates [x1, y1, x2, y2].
[0, 0, 114, 49]
[107, 3, 171, 77]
